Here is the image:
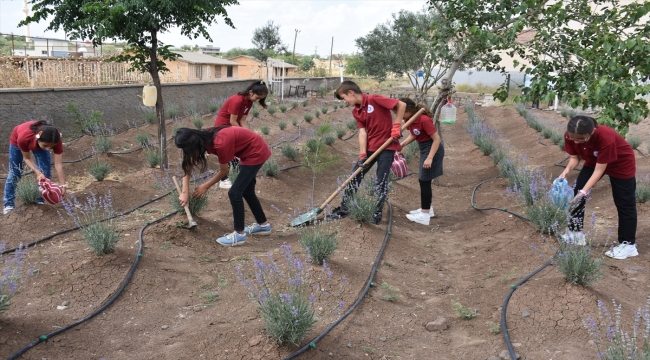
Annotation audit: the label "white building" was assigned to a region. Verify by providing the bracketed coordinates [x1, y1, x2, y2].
[199, 45, 220, 55]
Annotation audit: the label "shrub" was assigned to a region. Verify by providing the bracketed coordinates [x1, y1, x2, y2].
[299, 224, 338, 265]
[560, 108, 577, 119]
[404, 151, 413, 164]
[323, 134, 336, 146]
[336, 127, 346, 139]
[192, 115, 204, 129]
[62, 192, 120, 255]
[145, 149, 161, 168]
[66, 102, 104, 135]
[281, 145, 299, 161]
[208, 98, 222, 113]
[16, 175, 40, 205]
[636, 175, 650, 203]
[554, 242, 604, 287]
[0, 243, 28, 316]
[468, 123, 497, 156]
[291, 102, 299, 109]
[316, 123, 332, 137]
[304, 113, 314, 123]
[94, 136, 113, 153]
[524, 198, 568, 235]
[405, 141, 419, 161]
[261, 126, 270, 135]
[143, 107, 157, 124]
[541, 127, 554, 139]
[292, 117, 298, 126]
[184, 100, 197, 116]
[452, 300, 477, 319]
[321, 106, 328, 114]
[302, 99, 309, 107]
[267, 106, 277, 116]
[279, 104, 288, 113]
[550, 132, 563, 145]
[165, 103, 179, 119]
[333, 104, 339, 111]
[490, 147, 507, 165]
[251, 107, 260, 118]
[88, 158, 111, 181]
[345, 181, 379, 223]
[380, 282, 402, 302]
[135, 133, 150, 147]
[305, 138, 324, 153]
[262, 159, 280, 177]
[346, 119, 357, 130]
[228, 162, 240, 182]
[314, 110, 321, 118]
[627, 134, 642, 150]
[278, 121, 287, 131]
[170, 184, 209, 216]
[558, 138, 565, 151]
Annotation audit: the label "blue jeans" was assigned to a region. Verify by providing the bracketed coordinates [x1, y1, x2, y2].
[3, 144, 51, 208]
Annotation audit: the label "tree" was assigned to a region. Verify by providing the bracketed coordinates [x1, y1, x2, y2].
[299, 57, 315, 72]
[355, 9, 449, 101]
[221, 47, 256, 59]
[251, 20, 287, 58]
[344, 54, 366, 76]
[21, 0, 238, 168]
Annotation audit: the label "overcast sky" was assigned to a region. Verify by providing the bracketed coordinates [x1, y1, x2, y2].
[0, 0, 427, 56]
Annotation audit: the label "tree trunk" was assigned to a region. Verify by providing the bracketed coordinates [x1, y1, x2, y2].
[430, 59, 460, 186]
[149, 31, 168, 169]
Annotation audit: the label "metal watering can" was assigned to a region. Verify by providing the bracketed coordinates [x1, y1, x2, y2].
[550, 178, 574, 210]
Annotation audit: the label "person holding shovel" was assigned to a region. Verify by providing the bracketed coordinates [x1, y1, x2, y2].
[4, 120, 67, 214]
[214, 80, 269, 189]
[174, 126, 272, 246]
[326, 81, 406, 225]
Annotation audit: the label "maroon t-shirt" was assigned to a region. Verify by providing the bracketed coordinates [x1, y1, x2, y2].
[207, 126, 270, 166]
[407, 114, 437, 143]
[564, 125, 636, 178]
[214, 94, 253, 127]
[9, 121, 63, 154]
[353, 94, 401, 152]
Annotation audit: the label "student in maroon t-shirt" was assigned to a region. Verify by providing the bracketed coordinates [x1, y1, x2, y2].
[174, 126, 272, 246]
[559, 115, 637, 259]
[397, 98, 444, 226]
[4, 120, 67, 214]
[326, 81, 406, 225]
[214, 80, 269, 190]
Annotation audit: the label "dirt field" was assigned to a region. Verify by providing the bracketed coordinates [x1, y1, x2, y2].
[1, 95, 649, 360]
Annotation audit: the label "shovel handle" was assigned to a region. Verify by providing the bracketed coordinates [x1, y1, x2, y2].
[172, 176, 196, 225]
[318, 108, 426, 209]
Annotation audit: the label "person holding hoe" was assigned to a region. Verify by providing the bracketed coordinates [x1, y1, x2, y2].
[559, 115, 637, 259]
[214, 80, 269, 190]
[174, 125, 272, 246]
[4, 120, 67, 214]
[325, 81, 406, 225]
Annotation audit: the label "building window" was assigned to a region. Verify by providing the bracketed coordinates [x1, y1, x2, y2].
[227, 66, 233, 78]
[195, 65, 203, 80]
[41, 50, 48, 55]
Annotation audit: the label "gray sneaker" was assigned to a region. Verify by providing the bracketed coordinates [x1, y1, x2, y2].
[244, 223, 271, 236]
[3, 206, 14, 215]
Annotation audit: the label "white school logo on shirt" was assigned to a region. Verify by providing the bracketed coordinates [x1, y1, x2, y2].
[594, 151, 599, 157]
[244, 107, 250, 113]
[367, 105, 374, 113]
[413, 129, 421, 135]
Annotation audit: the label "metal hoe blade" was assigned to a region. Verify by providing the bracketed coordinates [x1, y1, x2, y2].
[290, 208, 322, 227]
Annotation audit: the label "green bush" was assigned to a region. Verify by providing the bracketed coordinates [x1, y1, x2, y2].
[346, 119, 357, 130]
[262, 159, 280, 177]
[261, 126, 270, 135]
[279, 104, 288, 113]
[541, 127, 554, 139]
[63, 192, 120, 255]
[16, 175, 40, 205]
[316, 123, 332, 137]
[524, 199, 568, 235]
[145, 149, 161, 168]
[94, 137, 113, 153]
[452, 300, 477, 319]
[292, 117, 298, 126]
[135, 133, 150, 147]
[305, 138, 324, 153]
[251, 107, 260, 118]
[165, 103, 179, 119]
[267, 106, 277, 116]
[333, 104, 339, 111]
[192, 115, 204, 129]
[323, 134, 335, 146]
[143, 107, 157, 124]
[170, 186, 209, 216]
[336, 128, 346, 139]
[208, 98, 222, 113]
[345, 183, 379, 223]
[88, 158, 111, 181]
[228, 162, 240, 182]
[291, 102, 299, 109]
[554, 242, 604, 287]
[636, 176, 650, 203]
[281, 145, 299, 161]
[550, 132, 563, 145]
[314, 110, 321, 118]
[278, 121, 287, 131]
[627, 134, 642, 150]
[66, 102, 105, 135]
[560, 108, 577, 119]
[304, 113, 314, 123]
[321, 106, 328, 114]
[299, 225, 338, 265]
[302, 99, 309, 107]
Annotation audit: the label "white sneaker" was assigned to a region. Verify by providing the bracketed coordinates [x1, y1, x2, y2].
[219, 179, 233, 189]
[3, 206, 14, 215]
[409, 206, 434, 218]
[406, 212, 430, 225]
[605, 242, 638, 260]
[561, 230, 586, 246]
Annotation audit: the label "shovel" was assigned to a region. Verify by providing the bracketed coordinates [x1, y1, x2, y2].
[290, 108, 425, 227]
[172, 176, 198, 229]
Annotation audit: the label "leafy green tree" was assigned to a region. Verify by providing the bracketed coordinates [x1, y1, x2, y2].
[344, 54, 366, 76]
[299, 57, 315, 72]
[251, 20, 287, 61]
[355, 9, 448, 101]
[21, 0, 238, 168]
[221, 47, 256, 59]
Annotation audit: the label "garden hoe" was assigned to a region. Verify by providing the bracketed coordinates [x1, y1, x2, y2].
[290, 108, 426, 227]
[172, 176, 198, 229]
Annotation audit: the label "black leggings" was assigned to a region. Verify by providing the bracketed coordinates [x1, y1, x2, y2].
[228, 163, 267, 231]
[420, 180, 432, 210]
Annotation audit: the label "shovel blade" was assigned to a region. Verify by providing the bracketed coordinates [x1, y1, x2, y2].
[187, 221, 198, 229]
[290, 208, 322, 227]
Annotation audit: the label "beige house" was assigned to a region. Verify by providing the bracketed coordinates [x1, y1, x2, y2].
[164, 52, 243, 83]
[229, 55, 297, 80]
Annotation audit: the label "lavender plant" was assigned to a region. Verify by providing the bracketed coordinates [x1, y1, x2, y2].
[323, 134, 336, 146]
[135, 133, 150, 147]
[0, 243, 27, 316]
[184, 100, 198, 116]
[336, 127, 346, 139]
[208, 98, 222, 113]
[467, 122, 497, 156]
[292, 117, 298, 127]
[279, 104, 288, 113]
[191, 114, 204, 129]
[267, 106, 277, 116]
[278, 121, 287, 131]
[142, 106, 157, 124]
[314, 110, 321, 118]
[169, 183, 209, 216]
[94, 136, 113, 153]
[321, 106, 328, 114]
[627, 135, 642, 150]
[16, 174, 40, 205]
[345, 179, 380, 223]
[165, 103, 179, 120]
[291, 102, 299, 110]
[261, 126, 270, 135]
[281, 145, 299, 161]
[304, 113, 314, 123]
[145, 149, 161, 168]
[554, 241, 604, 286]
[262, 159, 280, 177]
[228, 162, 240, 182]
[584, 298, 650, 359]
[346, 119, 357, 131]
[87, 157, 111, 181]
[299, 224, 338, 265]
[302, 99, 309, 107]
[251, 107, 260, 118]
[636, 175, 650, 203]
[63, 191, 120, 255]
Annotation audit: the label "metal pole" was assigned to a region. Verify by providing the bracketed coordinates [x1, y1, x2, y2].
[11, 34, 15, 56]
[281, 60, 285, 102]
[329, 37, 333, 77]
[292, 29, 299, 65]
[46, 38, 49, 56]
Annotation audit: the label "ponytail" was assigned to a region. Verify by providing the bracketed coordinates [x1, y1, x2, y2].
[238, 80, 269, 108]
[398, 97, 432, 117]
[567, 115, 597, 135]
[174, 126, 228, 175]
[29, 120, 61, 144]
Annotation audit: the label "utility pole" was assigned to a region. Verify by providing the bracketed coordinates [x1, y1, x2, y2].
[329, 37, 334, 77]
[292, 29, 300, 65]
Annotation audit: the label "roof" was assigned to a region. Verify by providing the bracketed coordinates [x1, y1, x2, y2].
[229, 55, 298, 68]
[515, 30, 537, 44]
[173, 52, 243, 66]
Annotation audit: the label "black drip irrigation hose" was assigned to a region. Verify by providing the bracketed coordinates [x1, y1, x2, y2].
[470, 175, 556, 360]
[283, 201, 394, 360]
[536, 135, 547, 146]
[8, 211, 177, 360]
[342, 130, 359, 141]
[271, 122, 304, 149]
